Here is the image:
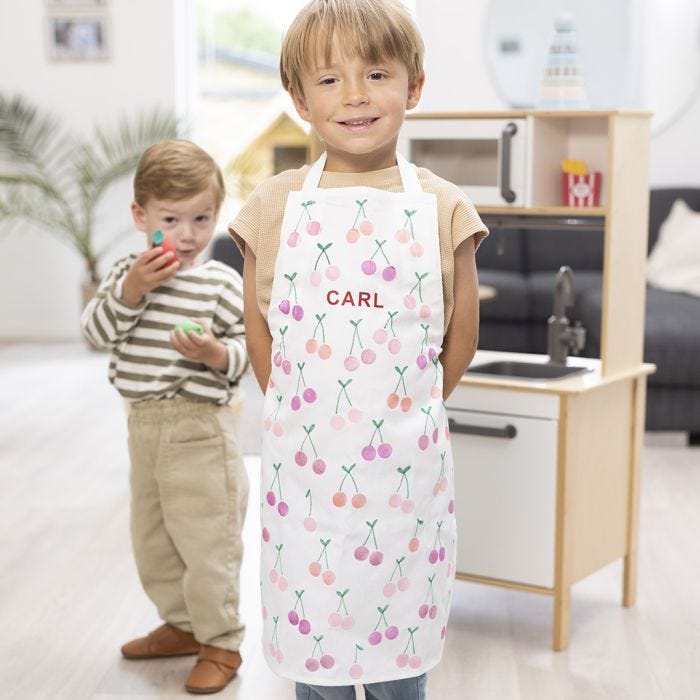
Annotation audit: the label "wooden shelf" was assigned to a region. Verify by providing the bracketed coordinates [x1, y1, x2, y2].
[477, 206, 606, 217]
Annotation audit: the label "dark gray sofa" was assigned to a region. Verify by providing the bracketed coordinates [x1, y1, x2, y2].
[476, 188, 700, 436]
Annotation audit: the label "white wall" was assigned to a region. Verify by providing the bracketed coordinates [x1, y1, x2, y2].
[0, 0, 190, 340]
[415, 0, 700, 188]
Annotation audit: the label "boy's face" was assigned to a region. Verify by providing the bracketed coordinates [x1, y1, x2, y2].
[290, 37, 423, 172]
[131, 183, 219, 271]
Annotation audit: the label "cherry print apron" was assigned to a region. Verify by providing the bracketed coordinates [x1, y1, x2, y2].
[261, 153, 456, 685]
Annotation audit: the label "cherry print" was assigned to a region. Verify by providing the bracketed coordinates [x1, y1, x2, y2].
[279, 273, 303, 320]
[310, 243, 339, 285]
[428, 521, 445, 564]
[262, 527, 270, 542]
[304, 489, 317, 531]
[347, 199, 372, 242]
[432, 452, 449, 496]
[404, 272, 429, 312]
[373, 311, 401, 354]
[396, 627, 421, 669]
[305, 635, 334, 672]
[289, 589, 311, 635]
[330, 379, 364, 429]
[361, 419, 392, 461]
[295, 424, 325, 473]
[368, 605, 397, 645]
[430, 357, 443, 399]
[333, 464, 366, 509]
[354, 519, 383, 565]
[269, 544, 288, 591]
[291, 362, 316, 410]
[345, 319, 373, 370]
[309, 538, 336, 585]
[408, 518, 424, 552]
[383, 556, 410, 597]
[349, 644, 364, 679]
[416, 323, 436, 370]
[269, 616, 283, 663]
[388, 466, 414, 513]
[306, 313, 332, 359]
[387, 366, 412, 412]
[274, 326, 292, 376]
[264, 394, 284, 436]
[265, 463, 288, 517]
[362, 240, 395, 280]
[419, 407, 438, 451]
[418, 574, 438, 619]
[287, 200, 319, 247]
[328, 589, 355, 630]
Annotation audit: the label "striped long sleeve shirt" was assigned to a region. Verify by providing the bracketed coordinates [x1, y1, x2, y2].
[81, 255, 247, 405]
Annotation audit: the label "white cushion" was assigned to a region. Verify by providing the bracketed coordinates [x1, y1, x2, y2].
[647, 198, 700, 296]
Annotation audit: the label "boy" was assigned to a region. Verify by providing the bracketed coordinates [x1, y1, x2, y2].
[230, 1, 488, 698]
[82, 140, 248, 695]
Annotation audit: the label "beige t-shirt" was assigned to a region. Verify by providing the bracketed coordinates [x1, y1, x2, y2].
[229, 164, 488, 331]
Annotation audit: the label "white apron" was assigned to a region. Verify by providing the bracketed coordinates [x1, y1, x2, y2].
[260, 154, 457, 685]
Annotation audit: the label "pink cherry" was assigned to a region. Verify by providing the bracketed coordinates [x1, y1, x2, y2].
[309, 561, 322, 576]
[320, 654, 335, 669]
[449, 498, 455, 514]
[384, 625, 398, 640]
[306, 338, 318, 353]
[330, 414, 345, 430]
[361, 348, 376, 364]
[312, 459, 326, 474]
[278, 576, 288, 591]
[388, 338, 401, 354]
[395, 228, 409, 243]
[359, 220, 373, 235]
[318, 344, 332, 359]
[291, 395, 301, 411]
[349, 663, 363, 679]
[322, 570, 336, 586]
[354, 545, 369, 561]
[419, 304, 432, 319]
[348, 408, 363, 423]
[401, 499, 415, 514]
[333, 492, 347, 508]
[295, 450, 307, 466]
[310, 270, 322, 286]
[410, 241, 424, 257]
[431, 384, 441, 399]
[328, 612, 342, 627]
[264, 417, 272, 431]
[408, 537, 419, 552]
[292, 304, 304, 321]
[305, 658, 320, 672]
[419, 603, 429, 618]
[289, 610, 299, 625]
[362, 445, 376, 461]
[368, 631, 382, 645]
[389, 493, 402, 508]
[341, 615, 355, 630]
[351, 493, 366, 508]
[383, 582, 396, 597]
[418, 434, 429, 450]
[282, 360, 292, 375]
[287, 231, 299, 247]
[428, 347, 437, 361]
[397, 577, 410, 591]
[269, 569, 278, 583]
[278, 299, 290, 314]
[361, 259, 377, 275]
[373, 328, 387, 344]
[429, 549, 438, 564]
[304, 517, 316, 531]
[369, 551, 383, 566]
[262, 527, 270, 542]
[306, 220, 321, 235]
[433, 427, 439, 443]
[396, 653, 409, 667]
[429, 604, 438, 619]
[439, 546, 446, 561]
[272, 350, 281, 365]
[272, 422, 283, 436]
[344, 355, 360, 371]
[276, 649, 284, 663]
[377, 442, 392, 458]
[303, 387, 317, 403]
[266, 491, 276, 506]
[404, 295, 416, 310]
[416, 354, 428, 370]
[298, 619, 311, 635]
[409, 655, 422, 669]
[278, 501, 289, 517]
[326, 265, 340, 280]
[346, 228, 360, 243]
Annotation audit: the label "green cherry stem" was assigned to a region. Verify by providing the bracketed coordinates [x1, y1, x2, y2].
[339, 464, 359, 492]
[352, 199, 368, 227]
[370, 239, 391, 264]
[335, 379, 353, 413]
[396, 466, 412, 497]
[393, 365, 409, 394]
[313, 314, 326, 342]
[348, 319, 364, 354]
[362, 519, 379, 548]
[314, 243, 333, 270]
[409, 272, 429, 303]
[336, 589, 350, 614]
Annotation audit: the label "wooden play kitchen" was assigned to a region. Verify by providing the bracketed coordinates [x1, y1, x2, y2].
[399, 110, 655, 650]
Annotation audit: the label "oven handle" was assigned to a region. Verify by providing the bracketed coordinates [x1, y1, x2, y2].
[448, 417, 517, 440]
[499, 122, 518, 204]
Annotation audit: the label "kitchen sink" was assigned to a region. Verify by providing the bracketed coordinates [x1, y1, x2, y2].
[466, 360, 590, 380]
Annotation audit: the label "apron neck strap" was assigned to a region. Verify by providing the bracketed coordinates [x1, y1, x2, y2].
[302, 151, 423, 193]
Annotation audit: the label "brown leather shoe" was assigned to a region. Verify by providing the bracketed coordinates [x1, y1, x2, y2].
[185, 645, 242, 694]
[121, 623, 200, 659]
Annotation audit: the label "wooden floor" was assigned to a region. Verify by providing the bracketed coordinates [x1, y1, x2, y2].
[1, 342, 699, 700]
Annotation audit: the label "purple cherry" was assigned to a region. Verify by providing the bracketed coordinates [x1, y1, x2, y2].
[428, 549, 438, 564]
[312, 458, 326, 474]
[292, 304, 304, 321]
[377, 443, 392, 459]
[368, 631, 382, 645]
[319, 654, 335, 669]
[439, 546, 446, 561]
[303, 387, 317, 403]
[282, 359, 292, 374]
[418, 603, 429, 618]
[279, 299, 290, 314]
[416, 354, 428, 370]
[428, 347, 437, 361]
[305, 658, 319, 671]
[429, 604, 438, 619]
[262, 527, 270, 542]
[362, 260, 377, 275]
[362, 445, 376, 461]
[295, 450, 308, 466]
[298, 619, 311, 635]
[384, 625, 398, 640]
[382, 266, 396, 281]
[266, 491, 276, 506]
[288, 610, 299, 625]
[278, 501, 289, 517]
[291, 395, 301, 411]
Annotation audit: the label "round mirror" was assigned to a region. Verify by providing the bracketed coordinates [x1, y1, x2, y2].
[485, 0, 700, 133]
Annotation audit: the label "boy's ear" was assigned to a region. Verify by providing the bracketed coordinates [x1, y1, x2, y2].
[406, 73, 426, 110]
[131, 201, 148, 232]
[289, 87, 312, 123]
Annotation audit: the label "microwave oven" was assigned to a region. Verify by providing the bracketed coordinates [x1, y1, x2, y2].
[397, 116, 529, 207]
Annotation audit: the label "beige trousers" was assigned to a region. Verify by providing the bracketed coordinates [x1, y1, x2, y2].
[127, 393, 249, 650]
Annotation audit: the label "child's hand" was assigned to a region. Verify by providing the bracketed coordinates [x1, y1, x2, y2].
[170, 318, 229, 373]
[121, 247, 179, 306]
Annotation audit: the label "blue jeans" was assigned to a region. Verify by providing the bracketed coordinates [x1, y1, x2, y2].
[295, 674, 427, 700]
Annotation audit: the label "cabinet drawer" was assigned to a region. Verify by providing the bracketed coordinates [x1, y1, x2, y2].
[449, 408, 557, 588]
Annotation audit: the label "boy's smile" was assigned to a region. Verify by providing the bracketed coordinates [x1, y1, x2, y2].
[290, 38, 423, 172]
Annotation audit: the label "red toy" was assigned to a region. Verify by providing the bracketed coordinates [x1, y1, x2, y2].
[151, 230, 179, 268]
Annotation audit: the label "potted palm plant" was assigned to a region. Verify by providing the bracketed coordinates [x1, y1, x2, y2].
[0, 93, 180, 303]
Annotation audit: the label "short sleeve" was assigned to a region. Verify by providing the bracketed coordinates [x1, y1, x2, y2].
[228, 188, 261, 257]
[452, 196, 489, 253]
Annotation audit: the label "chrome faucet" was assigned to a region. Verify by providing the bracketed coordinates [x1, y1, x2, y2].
[547, 265, 586, 365]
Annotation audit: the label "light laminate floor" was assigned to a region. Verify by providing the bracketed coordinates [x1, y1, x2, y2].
[0, 342, 699, 700]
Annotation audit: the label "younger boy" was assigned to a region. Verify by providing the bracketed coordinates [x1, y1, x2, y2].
[82, 140, 249, 695]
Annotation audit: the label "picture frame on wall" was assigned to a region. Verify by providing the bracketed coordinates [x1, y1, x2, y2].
[46, 13, 110, 61]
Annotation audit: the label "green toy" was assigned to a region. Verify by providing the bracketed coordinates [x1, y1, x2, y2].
[174, 320, 203, 335]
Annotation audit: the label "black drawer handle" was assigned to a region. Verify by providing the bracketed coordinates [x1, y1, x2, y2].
[448, 418, 517, 439]
[499, 121, 518, 203]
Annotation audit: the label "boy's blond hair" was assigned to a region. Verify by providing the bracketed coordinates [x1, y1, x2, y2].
[133, 139, 225, 210]
[280, 0, 424, 98]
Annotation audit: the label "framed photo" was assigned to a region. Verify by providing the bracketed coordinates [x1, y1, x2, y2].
[47, 14, 109, 61]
